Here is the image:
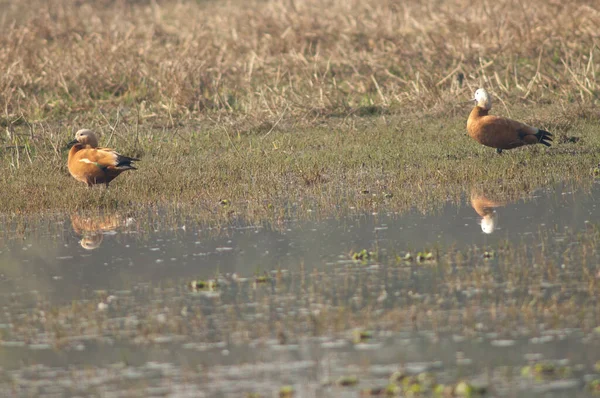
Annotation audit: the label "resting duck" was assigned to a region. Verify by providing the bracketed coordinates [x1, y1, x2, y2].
[467, 88, 552, 154]
[67, 129, 139, 187]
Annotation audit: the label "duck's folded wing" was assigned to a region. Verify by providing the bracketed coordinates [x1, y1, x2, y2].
[78, 148, 119, 169]
[485, 116, 540, 142]
[495, 117, 552, 147]
[97, 146, 140, 162]
[515, 124, 552, 146]
[512, 122, 540, 144]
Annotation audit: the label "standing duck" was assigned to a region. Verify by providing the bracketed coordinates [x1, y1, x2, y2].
[467, 88, 552, 154]
[67, 129, 139, 187]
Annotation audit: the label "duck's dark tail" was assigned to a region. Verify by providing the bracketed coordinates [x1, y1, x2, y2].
[116, 155, 139, 170]
[536, 129, 553, 147]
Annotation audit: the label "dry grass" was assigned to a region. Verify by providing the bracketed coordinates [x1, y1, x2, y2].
[1, 0, 600, 124]
[1, 0, 600, 217]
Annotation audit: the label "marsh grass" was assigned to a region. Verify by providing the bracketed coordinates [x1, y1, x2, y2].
[0, 107, 598, 220]
[1, 0, 600, 218]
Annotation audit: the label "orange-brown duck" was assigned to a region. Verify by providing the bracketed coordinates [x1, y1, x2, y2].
[67, 129, 139, 187]
[467, 88, 552, 154]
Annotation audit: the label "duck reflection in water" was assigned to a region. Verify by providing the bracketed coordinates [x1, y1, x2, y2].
[470, 191, 505, 234]
[71, 213, 128, 250]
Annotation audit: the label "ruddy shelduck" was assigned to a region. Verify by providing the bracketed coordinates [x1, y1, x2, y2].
[467, 88, 553, 154]
[67, 129, 139, 187]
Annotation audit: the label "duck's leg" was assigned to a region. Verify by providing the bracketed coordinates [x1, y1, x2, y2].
[496, 148, 503, 154]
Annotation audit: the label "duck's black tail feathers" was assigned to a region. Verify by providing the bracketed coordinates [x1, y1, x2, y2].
[116, 155, 139, 170]
[536, 129, 553, 147]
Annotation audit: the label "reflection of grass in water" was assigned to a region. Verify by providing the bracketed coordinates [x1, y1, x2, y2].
[2, 224, 599, 347]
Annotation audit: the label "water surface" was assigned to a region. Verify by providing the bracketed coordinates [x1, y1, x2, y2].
[1, 183, 600, 396]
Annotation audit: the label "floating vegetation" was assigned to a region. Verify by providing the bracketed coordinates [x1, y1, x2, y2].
[1, 204, 600, 395]
[387, 371, 439, 396]
[453, 380, 474, 396]
[352, 249, 373, 261]
[360, 383, 399, 396]
[189, 279, 220, 291]
[362, 369, 487, 397]
[336, 375, 359, 386]
[254, 273, 272, 284]
[588, 378, 600, 394]
[279, 385, 294, 397]
[353, 330, 374, 344]
[396, 252, 413, 263]
[395, 250, 435, 264]
[482, 251, 496, 259]
[520, 361, 573, 381]
[416, 251, 435, 263]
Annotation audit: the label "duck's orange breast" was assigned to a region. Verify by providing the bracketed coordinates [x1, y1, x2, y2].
[68, 145, 115, 186]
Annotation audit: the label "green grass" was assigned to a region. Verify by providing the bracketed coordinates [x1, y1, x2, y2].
[0, 102, 598, 220]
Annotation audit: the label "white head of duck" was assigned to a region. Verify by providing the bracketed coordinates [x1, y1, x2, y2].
[472, 88, 492, 111]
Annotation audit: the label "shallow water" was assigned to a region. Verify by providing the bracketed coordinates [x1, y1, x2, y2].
[2, 183, 600, 396]
[2, 184, 596, 299]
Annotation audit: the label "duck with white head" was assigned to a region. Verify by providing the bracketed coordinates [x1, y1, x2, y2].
[467, 88, 552, 154]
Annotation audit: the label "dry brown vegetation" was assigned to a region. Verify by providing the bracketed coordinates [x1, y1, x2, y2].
[1, 0, 600, 215]
[2, 0, 600, 124]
